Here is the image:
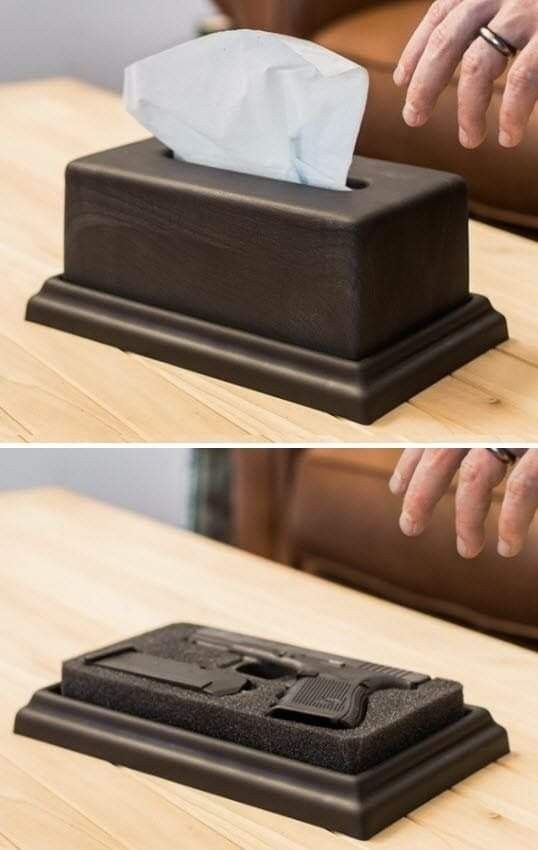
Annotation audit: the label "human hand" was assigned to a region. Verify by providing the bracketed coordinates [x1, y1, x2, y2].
[389, 448, 538, 558]
[393, 0, 538, 148]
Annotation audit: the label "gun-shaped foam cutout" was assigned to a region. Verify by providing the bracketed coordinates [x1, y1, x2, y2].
[86, 628, 430, 731]
[193, 628, 429, 729]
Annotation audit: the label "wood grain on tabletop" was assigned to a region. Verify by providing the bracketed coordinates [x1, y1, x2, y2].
[1, 487, 537, 849]
[1, 77, 537, 442]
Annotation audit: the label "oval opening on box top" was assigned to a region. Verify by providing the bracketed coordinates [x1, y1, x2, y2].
[164, 147, 370, 190]
[347, 176, 369, 190]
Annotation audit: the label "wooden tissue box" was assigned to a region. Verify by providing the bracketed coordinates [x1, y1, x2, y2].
[26, 138, 508, 423]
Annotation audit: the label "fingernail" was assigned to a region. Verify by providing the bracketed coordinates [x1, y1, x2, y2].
[393, 65, 404, 86]
[498, 539, 519, 558]
[389, 473, 403, 495]
[403, 104, 423, 127]
[499, 130, 513, 147]
[457, 537, 473, 559]
[459, 128, 470, 148]
[400, 512, 424, 537]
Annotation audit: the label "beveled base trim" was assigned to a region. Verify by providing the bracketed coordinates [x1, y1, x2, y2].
[15, 686, 509, 840]
[26, 277, 508, 424]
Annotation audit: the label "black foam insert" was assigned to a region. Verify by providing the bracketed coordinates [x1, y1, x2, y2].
[62, 624, 464, 773]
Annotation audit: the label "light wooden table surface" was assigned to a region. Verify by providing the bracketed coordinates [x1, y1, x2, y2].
[2, 487, 537, 849]
[2, 77, 538, 443]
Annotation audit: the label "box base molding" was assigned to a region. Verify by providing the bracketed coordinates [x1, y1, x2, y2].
[15, 686, 509, 840]
[26, 277, 508, 424]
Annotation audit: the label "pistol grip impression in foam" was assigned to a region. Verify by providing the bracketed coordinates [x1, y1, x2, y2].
[14, 623, 510, 840]
[270, 675, 370, 728]
[269, 669, 429, 729]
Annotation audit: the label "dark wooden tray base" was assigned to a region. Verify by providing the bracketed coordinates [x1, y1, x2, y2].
[14, 686, 509, 840]
[27, 276, 508, 424]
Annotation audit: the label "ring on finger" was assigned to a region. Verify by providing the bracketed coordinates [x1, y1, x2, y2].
[479, 26, 517, 58]
[487, 447, 518, 465]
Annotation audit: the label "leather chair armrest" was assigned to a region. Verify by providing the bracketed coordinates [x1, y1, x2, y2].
[214, 0, 373, 38]
[286, 450, 538, 643]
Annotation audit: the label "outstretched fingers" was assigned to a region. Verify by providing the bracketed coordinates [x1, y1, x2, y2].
[395, 0, 538, 146]
[403, 0, 499, 128]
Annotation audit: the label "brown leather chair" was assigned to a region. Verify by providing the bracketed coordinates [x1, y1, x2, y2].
[232, 449, 538, 645]
[215, 0, 538, 230]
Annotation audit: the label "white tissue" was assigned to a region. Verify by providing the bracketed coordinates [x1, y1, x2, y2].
[124, 30, 369, 192]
